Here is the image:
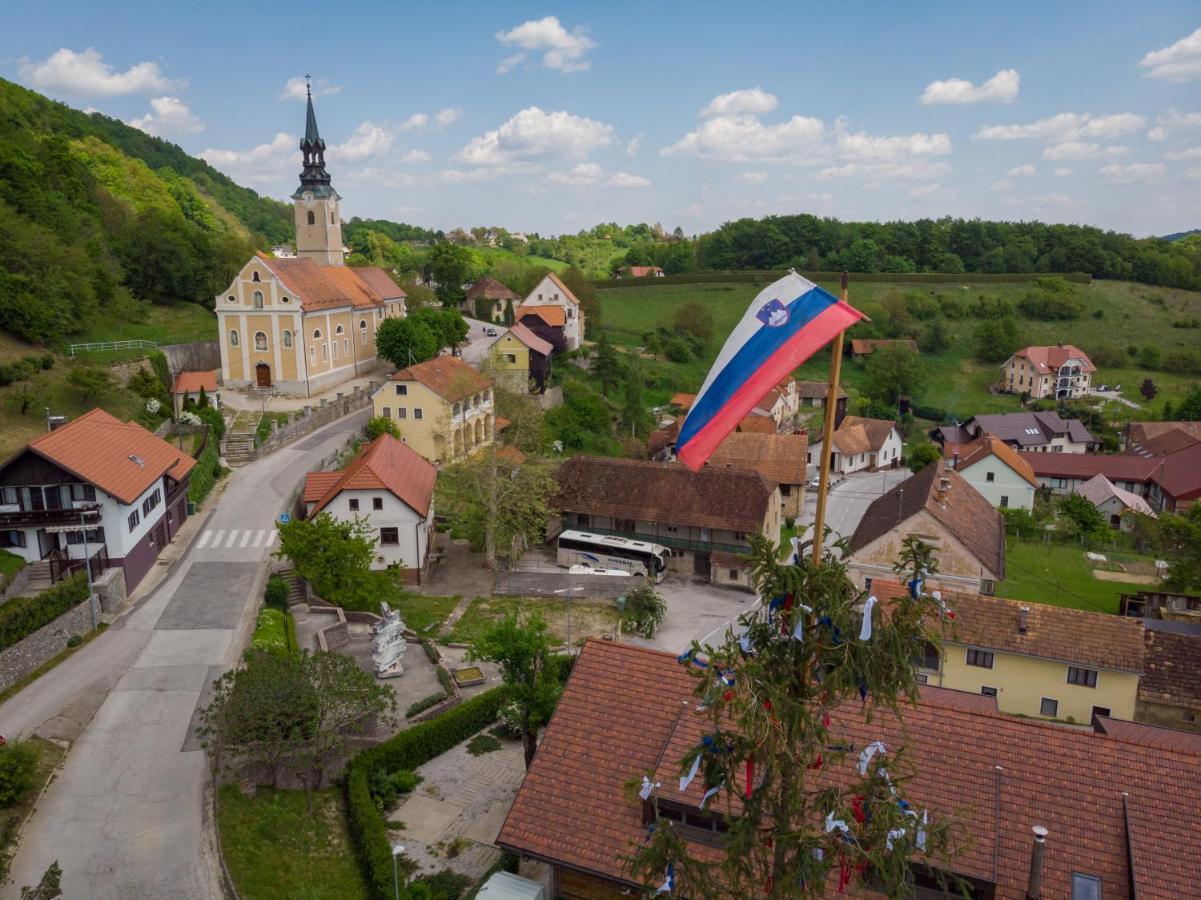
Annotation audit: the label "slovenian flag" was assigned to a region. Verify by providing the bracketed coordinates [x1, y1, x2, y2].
[676, 272, 863, 471]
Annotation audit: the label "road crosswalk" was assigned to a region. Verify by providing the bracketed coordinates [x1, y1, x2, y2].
[195, 528, 278, 552]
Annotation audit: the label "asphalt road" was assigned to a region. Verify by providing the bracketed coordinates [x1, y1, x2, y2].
[459, 316, 503, 366]
[3, 408, 370, 900]
[798, 468, 912, 544]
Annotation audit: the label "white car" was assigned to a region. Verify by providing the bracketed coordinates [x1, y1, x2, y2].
[569, 564, 633, 577]
[484, 326, 498, 337]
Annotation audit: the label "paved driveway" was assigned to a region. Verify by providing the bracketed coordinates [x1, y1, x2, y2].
[460, 317, 503, 366]
[3, 409, 370, 899]
[798, 468, 911, 544]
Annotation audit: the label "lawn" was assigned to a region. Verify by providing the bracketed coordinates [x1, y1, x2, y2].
[0, 736, 67, 881]
[444, 595, 622, 646]
[255, 411, 290, 445]
[392, 593, 459, 635]
[995, 538, 1155, 614]
[218, 785, 369, 900]
[595, 278, 1201, 421]
[59, 301, 217, 349]
[248, 608, 298, 655]
[0, 550, 23, 585]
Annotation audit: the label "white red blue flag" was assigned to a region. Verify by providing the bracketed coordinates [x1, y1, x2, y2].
[676, 272, 863, 471]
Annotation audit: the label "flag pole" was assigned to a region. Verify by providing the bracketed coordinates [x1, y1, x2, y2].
[810, 271, 849, 564]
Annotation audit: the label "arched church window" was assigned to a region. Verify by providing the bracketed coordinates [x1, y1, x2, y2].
[229, 330, 239, 348]
[359, 319, 368, 342]
[307, 211, 316, 226]
[283, 330, 293, 348]
[252, 271, 260, 283]
[330, 212, 336, 225]
[254, 332, 268, 351]
[313, 328, 322, 340]
[253, 290, 264, 309]
[335, 325, 344, 335]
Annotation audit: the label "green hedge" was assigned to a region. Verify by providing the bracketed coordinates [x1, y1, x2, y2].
[0, 573, 89, 651]
[593, 270, 1093, 289]
[187, 442, 223, 506]
[910, 404, 950, 423]
[404, 692, 449, 718]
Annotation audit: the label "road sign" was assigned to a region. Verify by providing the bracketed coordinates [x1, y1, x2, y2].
[279, 513, 290, 524]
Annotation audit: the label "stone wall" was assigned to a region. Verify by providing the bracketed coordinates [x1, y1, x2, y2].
[0, 596, 97, 692]
[246, 382, 381, 462]
[161, 341, 221, 378]
[0, 566, 31, 602]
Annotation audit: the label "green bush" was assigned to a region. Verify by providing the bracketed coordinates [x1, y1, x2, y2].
[620, 585, 667, 638]
[466, 734, 501, 756]
[419, 638, 441, 665]
[264, 574, 289, 609]
[367, 767, 421, 812]
[435, 665, 454, 695]
[187, 443, 224, 506]
[414, 869, 473, 900]
[0, 740, 40, 809]
[365, 416, 400, 441]
[405, 692, 449, 718]
[910, 404, 948, 423]
[195, 405, 225, 439]
[148, 351, 172, 393]
[66, 635, 82, 648]
[664, 337, 695, 363]
[0, 573, 88, 652]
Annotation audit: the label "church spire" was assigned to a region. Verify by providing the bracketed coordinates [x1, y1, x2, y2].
[293, 74, 334, 199]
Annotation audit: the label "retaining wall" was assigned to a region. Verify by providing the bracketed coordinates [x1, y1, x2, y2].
[0, 596, 97, 692]
[248, 382, 381, 461]
[161, 341, 221, 378]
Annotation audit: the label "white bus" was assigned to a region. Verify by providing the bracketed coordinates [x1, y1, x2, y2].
[556, 530, 668, 582]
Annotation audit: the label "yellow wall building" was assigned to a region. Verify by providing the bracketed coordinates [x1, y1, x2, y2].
[371, 356, 495, 465]
[876, 581, 1145, 723]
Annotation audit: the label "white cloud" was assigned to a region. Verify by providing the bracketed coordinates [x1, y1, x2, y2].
[1054, 167, 1073, 177]
[1098, 162, 1166, 184]
[279, 77, 340, 101]
[435, 107, 462, 127]
[1006, 164, 1036, 177]
[1164, 146, 1201, 160]
[700, 87, 778, 118]
[607, 171, 651, 188]
[626, 135, 642, 158]
[974, 112, 1146, 142]
[495, 16, 597, 73]
[905, 184, 942, 199]
[437, 168, 508, 184]
[663, 114, 825, 162]
[19, 47, 179, 97]
[816, 161, 951, 180]
[736, 171, 769, 183]
[127, 97, 204, 137]
[201, 132, 296, 184]
[834, 125, 951, 160]
[455, 107, 614, 166]
[400, 113, 429, 132]
[334, 121, 394, 161]
[675, 203, 704, 219]
[548, 162, 604, 186]
[991, 179, 1013, 191]
[1148, 110, 1201, 142]
[400, 149, 431, 163]
[1139, 27, 1201, 82]
[1042, 142, 1129, 160]
[919, 68, 1019, 105]
[1187, 166, 1201, 180]
[339, 167, 416, 189]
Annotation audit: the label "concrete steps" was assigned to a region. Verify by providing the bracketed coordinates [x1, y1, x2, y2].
[224, 431, 256, 467]
[19, 561, 53, 596]
[282, 572, 305, 606]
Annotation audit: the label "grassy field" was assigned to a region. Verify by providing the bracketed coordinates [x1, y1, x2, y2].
[595, 278, 1201, 420]
[0, 737, 67, 881]
[995, 538, 1156, 614]
[218, 785, 368, 900]
[473, 245, 568, 274]
[392, 593, 459, 635]
[444, 595, 622, 646]
[57, 301, 217, 350]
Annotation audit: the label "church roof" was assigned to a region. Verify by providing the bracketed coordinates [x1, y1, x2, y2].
[258, 255, 399, 312]
[293, 81, 335, 199]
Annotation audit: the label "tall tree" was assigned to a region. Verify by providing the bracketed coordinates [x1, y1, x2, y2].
[1157, 504, 1201, 592]
[467, 614, 562, 768]
[375, 316, 438, 367]
[628, 537, 960, 897]
[864, 344, 926, 404]
[275, 513, 376, 609]
[592, 334, 624, 394]
[427, 242, 483, 307]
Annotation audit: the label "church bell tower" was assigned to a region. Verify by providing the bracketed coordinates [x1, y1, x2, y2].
[291, 77, 344, 266]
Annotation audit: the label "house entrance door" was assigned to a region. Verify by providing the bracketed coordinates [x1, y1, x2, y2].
[255, 363, 272, 387]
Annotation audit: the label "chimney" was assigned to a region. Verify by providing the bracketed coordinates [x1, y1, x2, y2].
[951, 451, 959, 469]
[1018, 607, 1029, 633]
[1026, 825, 1048, 899]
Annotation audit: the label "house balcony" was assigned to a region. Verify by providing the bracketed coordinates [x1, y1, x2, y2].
[0, 504, 101, 530]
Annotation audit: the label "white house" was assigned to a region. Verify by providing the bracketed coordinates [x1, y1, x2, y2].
[302, 434, 436, 582]
[1077, 474, 1156, 531]
[0, 408, 196, 593]
[520, 272, 584, 350]
[808, 416, 902, 475]
[951, 435, 1039, 511]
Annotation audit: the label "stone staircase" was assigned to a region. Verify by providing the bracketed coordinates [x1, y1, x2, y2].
[224, 409, 259, 467]
[18, 561, 53, 597]
[282, 571, 306, 606]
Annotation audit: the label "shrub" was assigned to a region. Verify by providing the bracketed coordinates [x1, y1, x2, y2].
[910, 404, 948, 423]
[0, 573, 88, 652]
[405, 692, 449, 718]
[419, 638, 441, 665]
[196, 405, 225, 439]
[187, 443, 224, 506]
[466, 734, 502, 756]
[39, 354, 54, 371]
[1163, 349, 1201, 375]
[1088, 343, 1129, 369]
[0, 740, 40, 809]
[148, 351, 172, 392]
[365, 416, 400, 441]
[664, 338, 694, 363]
[66, 635, 82, 648]
[415, 869, 472, 900]
[264, 574, 289, 609]
[435, 665, 455, 695]
[620, 585, 667, 638]
[367, 767, 421, 812]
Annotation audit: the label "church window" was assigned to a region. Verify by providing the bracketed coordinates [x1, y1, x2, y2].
[254, 332, 268, 351]
[322, 344, 328, 362]
[309, 346, 316, 364]
[332, 341, 338, 360]
[281, 296, 290, 304]
[252, 271, 260, 283]
[253, 290, 264, 309]
[335, 325, 344, 335]
[313, 328, 322, 340]
[343, 338, 349, 355]
[283, 330, 293, 348]
[307, 211, 316, 226]
[229, 330, 239, 348]
[359, 319, 368, 342]
[330, 212, 336, 225]
[227, 295, 235, 305]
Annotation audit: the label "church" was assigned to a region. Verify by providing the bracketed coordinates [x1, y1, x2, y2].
[216, 83, 407, 397]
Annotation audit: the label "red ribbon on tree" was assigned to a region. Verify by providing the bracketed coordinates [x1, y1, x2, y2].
[745, 756, 755, 799]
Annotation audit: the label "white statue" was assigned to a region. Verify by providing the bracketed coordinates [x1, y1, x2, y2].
[373, 601, 408, 678]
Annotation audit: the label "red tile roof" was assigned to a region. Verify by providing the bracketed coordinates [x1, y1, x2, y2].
[873, 580, 1145, 673]
[626, 265, 663, 277]
[350, 266, 407, 300]
[955, 435, 1038, 488]
[1093, 716, 1201, 753]
[503, 322, 553, 357]
[515, 304, 566, 327]
[704, 432, 808, 487]
[465, 276, 517, 302]
[305, 434, 436, 516]
[541, 271, 581, 305]
[1139, 628, 1201, 712]
[1018, 450, 1159, 483]
[25, 408, 196, 505]
[1126, 421, 1201, 447]
[1012, 344, 1096, 374]
[172, 370, 218, 395]
[301, 472, 342, 503]
[499, 639, 1201, 899]
[669, 392, 696, 409]
[388, 356, 493, 403]
[735, 416, 778, 435]
[258, 255, 402, 312]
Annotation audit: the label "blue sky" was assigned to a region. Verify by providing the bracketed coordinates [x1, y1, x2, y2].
[3, 1, 1200, 236]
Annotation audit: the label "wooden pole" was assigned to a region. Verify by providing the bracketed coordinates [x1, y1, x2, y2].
[810, 272, 849, 564]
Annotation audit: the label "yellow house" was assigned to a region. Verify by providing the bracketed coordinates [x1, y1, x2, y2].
[484, 322, 552, 392]
[371, 356, 495, 465]
[216, 82, 406, 396]
[876, 580, 1144, 723]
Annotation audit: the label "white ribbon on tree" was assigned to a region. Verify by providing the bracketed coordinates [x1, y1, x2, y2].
[790, 535, 802, 564]
[859, 595, 878, 641]
[640, 776, 660, 800]
[858, 741, 887, 775]
[679, 755, 701, 792]
[824, 811, 850, 835]
[791, 603, 813, 641]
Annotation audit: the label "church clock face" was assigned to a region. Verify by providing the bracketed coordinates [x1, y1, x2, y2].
[301, 191, 315, 205]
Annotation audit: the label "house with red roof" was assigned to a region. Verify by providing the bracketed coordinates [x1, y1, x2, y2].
[1000, 344, 1095, 400]
[520, 272, 584, 350]
[0, 409, 197, 591]
[302, 434, 436, 581]
[170, 370, 220, 418]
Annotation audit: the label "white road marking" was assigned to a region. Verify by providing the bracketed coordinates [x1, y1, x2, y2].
[252, 530, 266, 548]
[267, 530, 278, 546]
[224, 530, 239, 548]
[211, 530, 225, 548]
[239, 530, 252, 548]
[196, 530, 212, 549]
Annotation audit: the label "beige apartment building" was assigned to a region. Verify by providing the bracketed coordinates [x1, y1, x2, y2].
[371, 356, 495, 465]
[1000, 344, 1095, 400]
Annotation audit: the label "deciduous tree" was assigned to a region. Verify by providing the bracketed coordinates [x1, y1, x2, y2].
[375, 316, 438, 367]
[275, 513, 376, 609]
[864, 344, 926, 404]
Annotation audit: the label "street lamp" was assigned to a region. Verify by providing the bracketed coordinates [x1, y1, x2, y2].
[78, 508, 100, 630]
[391, 843, 406, 900]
